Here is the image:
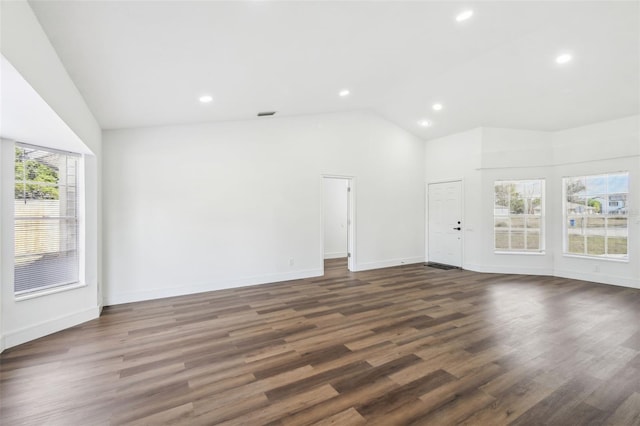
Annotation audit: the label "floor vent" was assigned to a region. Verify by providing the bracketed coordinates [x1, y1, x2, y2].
[425, 262, 460, 270]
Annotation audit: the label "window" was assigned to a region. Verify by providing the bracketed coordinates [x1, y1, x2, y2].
[14, 144, 80, 295]
[564, 172, 629, 259]
[494, 179, 544, 252]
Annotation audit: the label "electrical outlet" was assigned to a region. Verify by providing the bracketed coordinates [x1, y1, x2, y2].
[593, 265, 600, 273]
[289, 258, 294, 266]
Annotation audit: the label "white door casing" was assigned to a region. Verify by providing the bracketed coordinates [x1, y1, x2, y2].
[321, 175, 355, 272]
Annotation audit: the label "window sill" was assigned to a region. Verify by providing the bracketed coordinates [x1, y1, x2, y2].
[15, 282, 87, 302]
[562, 254, 629, 263]
[494, 251, 546, 256]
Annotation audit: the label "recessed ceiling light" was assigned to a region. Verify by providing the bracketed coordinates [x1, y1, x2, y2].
[199, 95, 213, 103]
[455, 10, 474, 22]
[432, 103, 443, 111]
[418, 119, 432, 127]
[555, 54, 573, 65]
[339, 89, 350, 97]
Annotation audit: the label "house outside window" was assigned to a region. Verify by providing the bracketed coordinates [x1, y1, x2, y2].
[563, 172, 629, 259]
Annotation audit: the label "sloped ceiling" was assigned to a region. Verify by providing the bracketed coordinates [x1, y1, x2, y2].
[28, 1, 639, 139]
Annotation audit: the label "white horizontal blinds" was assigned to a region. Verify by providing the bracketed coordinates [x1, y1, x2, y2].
[14, 144, 80, 295]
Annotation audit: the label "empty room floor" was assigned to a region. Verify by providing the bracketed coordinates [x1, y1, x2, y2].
[1, 259, 639, 425]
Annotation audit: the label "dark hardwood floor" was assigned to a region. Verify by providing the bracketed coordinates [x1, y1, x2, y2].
[2, 259, 640, 425]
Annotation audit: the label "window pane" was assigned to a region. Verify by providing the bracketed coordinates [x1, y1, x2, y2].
[525, 197, 541, 215]
[495, 217, 510, 229]
[509, 194, 524, 214]
[586, 217, 605, 230]
[15, 249, 79, 294]
[567, 216, 583, 233]
[607, 237, 627, 255]
[607, 217, 627, 229]
[15, 192, 66, 218]
[586, 176, 606, 195]
[495, 231, 509, 250]
[526, 217, 540, 229]
[607, 173, 629, 193]
[565, 177, 586, 200]
[15, 219, 78, 256]
[494, 179, 544, 252]
[14, 144, 80, 295]
[524, 181, 541, 196]
[510, 231, 525, 250]
[607, 193, 627, 215]
[564, 172, 628, 259]
[526, 232, 540, 250]
[568, 234, 585, 254]
[510, 216, 525, 229]
[494, 183, 509, 215]
[567, 195, 588, 214]
[587, 197, 604, 214]
[586, 236, 605, 255]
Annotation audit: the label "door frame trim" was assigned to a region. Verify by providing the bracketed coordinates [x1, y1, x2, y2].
[426, 178, 465, 268]
[321, 174, 356, 273]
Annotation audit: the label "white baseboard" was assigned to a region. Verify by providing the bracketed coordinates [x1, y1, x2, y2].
[464, 263, 554, 276]
[324, 252, 348, 259]
[2, 306, 100, 351]
[464, 263, 639, 290]
[105, 268, 324, 306]
[553, 269, 640, 289]
[354, 257, 425, 272]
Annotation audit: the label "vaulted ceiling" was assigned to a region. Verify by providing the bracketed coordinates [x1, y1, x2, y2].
[29, 1, 639, 140]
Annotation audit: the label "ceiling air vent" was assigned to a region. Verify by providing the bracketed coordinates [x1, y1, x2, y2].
[257, 111, 276, 117]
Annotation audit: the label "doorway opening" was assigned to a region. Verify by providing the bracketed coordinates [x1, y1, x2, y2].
[427, 180, 463, 268]
[322, 176, 355, 274]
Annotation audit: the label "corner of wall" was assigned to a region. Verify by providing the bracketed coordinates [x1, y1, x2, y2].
[2, 306, 100, 350]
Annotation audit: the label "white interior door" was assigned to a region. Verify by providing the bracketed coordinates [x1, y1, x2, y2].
[428, 180, 463, 267]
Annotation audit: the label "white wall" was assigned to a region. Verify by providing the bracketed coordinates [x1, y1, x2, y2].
[478, 128, 555, 275]
[552, 115, 640, 287]
[0, 0, 102, 351]
[425, 115, 640, 288]
[323, 178, 348, 259]
[424, 128, 482, 267]
[103, 111, 425, 305]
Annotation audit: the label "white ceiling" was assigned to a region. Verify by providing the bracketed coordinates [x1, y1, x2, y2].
[28, 1, 640, 140]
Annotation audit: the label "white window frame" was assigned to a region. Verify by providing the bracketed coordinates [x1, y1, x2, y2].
[14, 142, 84, 299]
[494, 179, 545, 254]
[562, 172, 629, 261]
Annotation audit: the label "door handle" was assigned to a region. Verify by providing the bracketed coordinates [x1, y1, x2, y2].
[453, 227, 461, 230]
